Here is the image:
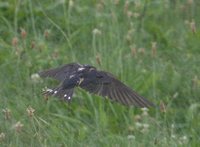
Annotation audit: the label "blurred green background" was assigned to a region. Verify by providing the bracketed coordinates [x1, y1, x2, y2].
[0, 0, 200, 146]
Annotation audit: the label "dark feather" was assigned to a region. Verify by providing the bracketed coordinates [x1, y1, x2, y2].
[43, 86, 74, 101]
[39, 63, 155, 107]
[80, 71, 155, 107]
[39, 63, 82, 82]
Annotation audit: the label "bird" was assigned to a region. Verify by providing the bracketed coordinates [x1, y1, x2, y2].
[38, 63, 155, 108]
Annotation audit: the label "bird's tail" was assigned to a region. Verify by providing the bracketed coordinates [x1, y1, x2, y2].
[42, 86, 74, 101]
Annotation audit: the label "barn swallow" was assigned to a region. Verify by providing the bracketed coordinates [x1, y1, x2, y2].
[38, 63, 155, 107]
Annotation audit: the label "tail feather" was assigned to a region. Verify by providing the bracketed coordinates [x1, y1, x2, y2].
[43, 86, 74, 101]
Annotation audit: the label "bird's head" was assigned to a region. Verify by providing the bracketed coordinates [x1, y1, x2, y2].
[63, 65, 96, 89]
[77, 65, 96, 72]
[75, 65, 97, 85]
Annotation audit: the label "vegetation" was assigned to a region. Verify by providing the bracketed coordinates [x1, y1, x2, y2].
[0, 0, 200, 146]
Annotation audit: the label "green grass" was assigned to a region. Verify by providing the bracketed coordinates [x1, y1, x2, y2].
[0, 0, 200, 146]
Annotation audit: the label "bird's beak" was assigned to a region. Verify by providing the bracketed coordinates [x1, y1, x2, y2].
[78, 78, 84, 85]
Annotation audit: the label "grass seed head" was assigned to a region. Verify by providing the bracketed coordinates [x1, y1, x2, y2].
[125, 29, 135, 42]
[20, 28, 27, 39]
[141, 107, 149, 112]
[190, 20, 196, 34]
[187, 0, 194, 5]
[127, 135, 135, 140]
[127, 11, 133, 18]
[172, 92, 179, 99]
[69, 0, 74, 8]
[13, 121, 24, 133]
[151, 42, 157, 58]
[0, 133, 5, 142]
[2, 108, 11, 120]
[171, 134, 176, 139]
[140, 124, 150, 133]
[96, 3, 104, 12]
[141, 107, 149, 116]
[179, 135, 188, 144]
[30, 40, 36, 49]
[192, 75, 199, 90]
[131, 47, 137, 57]
[31, 73, 41, 83]
[128, 126, 134, 132]
[134, 114, 141, 122]
[26, 106, 35, 117]
[160, 101, 167, 113]
[92, 28, 102, 36]
[133, 12, 140, 18]
[124, 1, 129, 14]
[135, 122, 143, 128]
[143, 123, 149, 129]
[96, 54, 101, 66]
[113, 0, 120, 5]
[138, 48, 145, 55]
[12, 37, 18, 47]
[44, 29, 50, 39]
[134, 1, 141, 8]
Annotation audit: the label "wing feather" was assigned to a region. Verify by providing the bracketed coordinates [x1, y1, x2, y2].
[80, 71, 155, 107]
[117, 88, 132, 105]
[39, 63, 82, 81]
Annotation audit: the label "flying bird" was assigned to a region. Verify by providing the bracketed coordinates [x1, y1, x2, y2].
[38, 63, 155, 108]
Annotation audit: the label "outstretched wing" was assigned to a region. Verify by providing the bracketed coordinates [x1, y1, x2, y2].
[38, 63, 82, 81]
[80, 71, 155, 108]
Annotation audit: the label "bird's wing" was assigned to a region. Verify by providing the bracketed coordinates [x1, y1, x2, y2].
[80, 71, 155, 108]
[38, 63, 82, 81]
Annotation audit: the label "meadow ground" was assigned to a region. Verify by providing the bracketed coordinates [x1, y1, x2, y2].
[0, 0, 200, 146]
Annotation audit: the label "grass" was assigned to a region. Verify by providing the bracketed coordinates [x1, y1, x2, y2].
[0, 0, 200, 146]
